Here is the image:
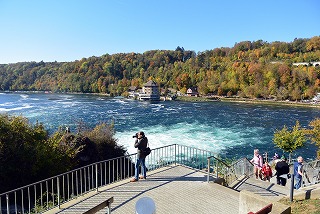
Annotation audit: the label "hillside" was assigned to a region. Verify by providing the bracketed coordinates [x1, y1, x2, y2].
[1, 36, 320, 101]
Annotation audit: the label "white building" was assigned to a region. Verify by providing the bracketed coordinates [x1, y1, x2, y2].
[312, 93, 320, 102]
[139, 80, 160, 101]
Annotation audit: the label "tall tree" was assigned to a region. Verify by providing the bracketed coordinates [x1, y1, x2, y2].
[273, 121, 307, 162]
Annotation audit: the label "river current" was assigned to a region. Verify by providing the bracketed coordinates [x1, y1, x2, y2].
[0, 92, 319, 160]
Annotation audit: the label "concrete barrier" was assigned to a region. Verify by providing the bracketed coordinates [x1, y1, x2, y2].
[288, 184, 320, 200]
[239, 190, 291, 214]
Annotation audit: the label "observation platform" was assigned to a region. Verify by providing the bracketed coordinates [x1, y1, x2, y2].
[47, 164, 239, 214]
[2, 144, 319, 213]
[45, 164, 297, 214]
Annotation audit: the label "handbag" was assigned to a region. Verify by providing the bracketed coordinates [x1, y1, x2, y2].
[143, 142, 151, 156]
[143, 147, 151, 156]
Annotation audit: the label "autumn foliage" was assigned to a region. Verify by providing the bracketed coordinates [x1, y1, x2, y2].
[1, 37, 320, 100]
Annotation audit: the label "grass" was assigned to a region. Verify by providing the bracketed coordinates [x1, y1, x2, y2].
[279, 198, 320, 214]
[175, 96, 215, 102]
[174, 95, 320, 108]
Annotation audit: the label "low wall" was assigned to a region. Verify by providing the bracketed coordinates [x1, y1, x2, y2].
[239, 190, 291, 214]
[289, 184, 320, 200]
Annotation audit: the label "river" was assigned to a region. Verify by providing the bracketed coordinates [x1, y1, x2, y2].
[0, 92, 319, 160]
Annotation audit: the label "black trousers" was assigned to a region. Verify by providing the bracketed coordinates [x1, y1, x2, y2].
[276, 176, 287, 186]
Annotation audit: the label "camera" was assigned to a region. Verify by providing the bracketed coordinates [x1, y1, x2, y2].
[132, 133, 138, 138]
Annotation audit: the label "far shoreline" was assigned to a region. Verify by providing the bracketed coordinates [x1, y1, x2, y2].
[2, 90, 320, 109]
[176, 95, 320, 109]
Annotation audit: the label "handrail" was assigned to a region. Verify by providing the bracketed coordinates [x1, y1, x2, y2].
[83, 196, 114, 214]
[0, 144, 176, 196]
[302, 159, 320, 187]
[207, 156, 255, 185]
[2, 143, 318, 213]
[243, 157, 254, 165]
[207, 155, 230, 167]
[0, 144, 217, 213]
[206, 155, 230, 182]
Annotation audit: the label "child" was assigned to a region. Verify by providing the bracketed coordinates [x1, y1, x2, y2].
[261, 162, 273, 182]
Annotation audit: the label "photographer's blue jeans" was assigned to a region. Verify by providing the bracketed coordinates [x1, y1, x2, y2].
[135, 157, 146, 180]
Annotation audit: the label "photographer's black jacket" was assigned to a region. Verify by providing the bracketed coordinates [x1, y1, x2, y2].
[134, 137, 148, 158]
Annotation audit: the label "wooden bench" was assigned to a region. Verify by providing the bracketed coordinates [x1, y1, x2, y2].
[247, 203, 272, 214]
[83, 196, 114, 214]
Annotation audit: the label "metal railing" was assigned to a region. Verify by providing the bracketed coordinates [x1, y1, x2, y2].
[2, 142, 319, 213]
[302, 159, 320, 187]
[206, 156, 254, 186]
[2, 142, 318, 214]
[0, 144, 217, 214]
[206, 156, 229, 182]
[225, 157, 254, 185]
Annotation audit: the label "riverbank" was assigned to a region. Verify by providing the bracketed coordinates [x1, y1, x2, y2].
[176, 95, 320, 108]
[3, 90, 320, 109]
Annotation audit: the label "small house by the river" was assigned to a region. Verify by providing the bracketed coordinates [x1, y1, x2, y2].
[312, 93, 320, 102]
[187, 87, 199, 97]
[139, 80, 160, 101]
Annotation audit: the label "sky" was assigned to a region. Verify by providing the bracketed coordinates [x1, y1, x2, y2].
[0, 0, 319, 64]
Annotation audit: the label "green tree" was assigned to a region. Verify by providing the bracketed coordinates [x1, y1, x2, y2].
[306, 118, 320, 158]
[84, 122, 126, 160]
[0, 114, 68, 193]
[273, 121, 307, 162]
[0, 114, 127, 193]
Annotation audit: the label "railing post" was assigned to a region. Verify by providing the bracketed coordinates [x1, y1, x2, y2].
[244, 158, 248, 176]
[216, 160, 219, 178]
[175, 144, 177, 165]
[57, 177, 60, 209]
[96, 163, 99, 192]
[207, 158, 210, 182]
[6, 194, 9, 214]
[290, 173, 294, 202]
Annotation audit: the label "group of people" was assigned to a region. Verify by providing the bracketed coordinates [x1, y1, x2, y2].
[129, 133, 305, 190]
[250, 149, 304, 189]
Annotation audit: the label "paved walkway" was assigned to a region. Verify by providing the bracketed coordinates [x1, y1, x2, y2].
[47, 164, 239, 214]
[45, 164, 314, 214]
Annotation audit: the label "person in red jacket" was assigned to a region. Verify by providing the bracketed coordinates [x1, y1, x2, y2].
[261, 162, 273, 182]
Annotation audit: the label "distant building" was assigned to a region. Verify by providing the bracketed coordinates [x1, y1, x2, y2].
[128, 86, 140, 99]
[187, 87, 199, 97]
[128, 86, 138, 92]
[292, 61, 320, 67]
[139, 80, 160, 101]
[312, 93, 320, 102]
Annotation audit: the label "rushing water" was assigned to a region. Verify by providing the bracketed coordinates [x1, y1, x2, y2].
[0, 92, 319, 160]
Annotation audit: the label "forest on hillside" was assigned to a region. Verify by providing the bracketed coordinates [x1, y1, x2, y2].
[1, 36, 320, 100]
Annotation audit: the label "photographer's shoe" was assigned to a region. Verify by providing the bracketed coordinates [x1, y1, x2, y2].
[130, 178, 138, 182]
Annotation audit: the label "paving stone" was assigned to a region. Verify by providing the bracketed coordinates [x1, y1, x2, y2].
[47, 165, 239, 214]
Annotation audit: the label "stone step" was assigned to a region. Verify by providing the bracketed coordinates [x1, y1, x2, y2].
[209, 182, 240, 198]
[234, 177, 289, 201]
[232, 176, 307, 202]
